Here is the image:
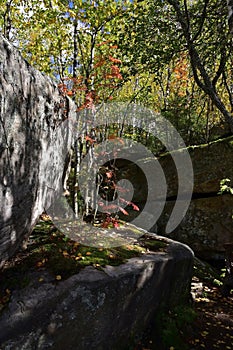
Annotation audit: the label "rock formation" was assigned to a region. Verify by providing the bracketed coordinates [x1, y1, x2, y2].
[0, 34, 194, 350]
[116, 136, 233, 260]
[0, 35, 76, 267]
[0, 235, 193, 350]
[158, 137, 233, 259]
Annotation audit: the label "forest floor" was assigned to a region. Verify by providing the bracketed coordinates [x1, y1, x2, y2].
[136, 259, 233, 350]
[0, 219, 232, 350]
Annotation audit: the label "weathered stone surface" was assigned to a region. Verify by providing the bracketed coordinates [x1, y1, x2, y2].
[159, 136, 233, 196]
[157, 137, 233, 259]
[0, 36, 76, 267]
[116, 136, 233, 202]
[116, 136, 233, 259]
[0, 235, 193, 350]
[157, 195, 233, 260]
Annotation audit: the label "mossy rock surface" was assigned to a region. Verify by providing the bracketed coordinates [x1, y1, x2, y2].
[0, 218, 169, 312]
[0, 224, 193, 350]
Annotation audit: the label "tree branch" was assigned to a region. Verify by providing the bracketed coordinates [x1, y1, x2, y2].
[222, 70, 233, 112]
[167, 0, 233, 131]
[192, 0, 209, 43]
[212, 48, 228, 88]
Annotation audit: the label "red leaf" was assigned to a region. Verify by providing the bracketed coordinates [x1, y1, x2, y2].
[101, 221, 109, 228]
[131, 203, 140, 211]
[108, 134, 117, 140]
[106, 171, 113, 179]
[119, 207, 129, 216]
[116, 187, 130, 194]
[100, 204, 118, 211]
[94, 59, 106, 68]
[119, 198, 139, 211]
[113, 220, 119, 228]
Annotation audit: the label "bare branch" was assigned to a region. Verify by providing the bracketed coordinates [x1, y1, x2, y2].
[192, 0, 209, 42]
[183, 0, 190, 33]
[212, 48, 228, 88]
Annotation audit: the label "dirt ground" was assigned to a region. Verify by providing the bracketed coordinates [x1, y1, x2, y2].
[136, 262, 233, 350]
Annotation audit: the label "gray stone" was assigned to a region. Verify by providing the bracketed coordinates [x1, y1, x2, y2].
[159, 136, 233, 196]
[156, 195, 233, 260]
[115, 136, 233, 201]
[0, 234, 193, 350]
[156, 138, 233, 259]
[116, 137, 233, 259]
[0, 36, 76, 267]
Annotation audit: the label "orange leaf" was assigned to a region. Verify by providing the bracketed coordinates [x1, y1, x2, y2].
[85, 135, 95, 144]
[109, 56, 122, 64]
[108, 134, 117, 139]
[94, 59, 106, 68]
[97, 40, 111, 47]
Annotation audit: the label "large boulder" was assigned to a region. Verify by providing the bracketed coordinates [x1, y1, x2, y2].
[0, 36, 75, 267]
[157, 195, 233, 260]
[115, 136, 233, 201]
[0, 234, 193, 350]
[115, 136, 233, 260]
[159, 136, 233, 196]
[157, 137, 233, 259]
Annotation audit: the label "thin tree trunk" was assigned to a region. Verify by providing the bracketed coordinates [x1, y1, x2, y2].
[71, 19, 79, 216]
[168, 0, 233, 132]
[3, 0, 13, 40]
[73, 19, 78, 81]
[72, 139, 78, 216]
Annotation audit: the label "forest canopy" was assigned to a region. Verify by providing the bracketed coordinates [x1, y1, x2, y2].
[1, 0, 233, 144]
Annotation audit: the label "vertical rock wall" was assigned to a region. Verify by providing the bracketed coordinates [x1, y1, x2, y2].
[0, 36, 76, 267]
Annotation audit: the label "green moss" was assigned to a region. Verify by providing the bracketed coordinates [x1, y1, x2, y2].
[0, 219, 168, 307]
[159, 135, 233, 157]
[0, 218, 170, 316]
[140, 238, 167, 251]
[155, 305, 197, 350]
[30, 223, 146, 276]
